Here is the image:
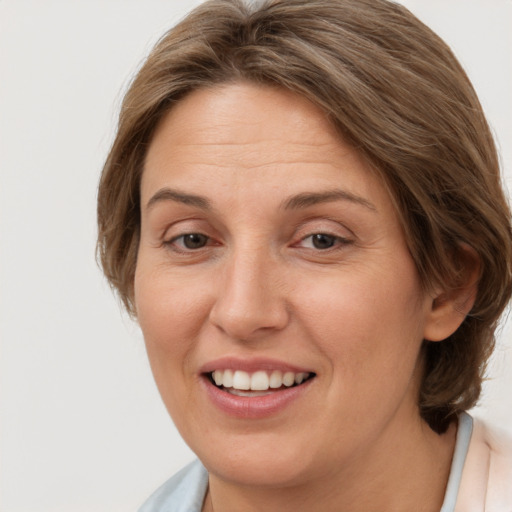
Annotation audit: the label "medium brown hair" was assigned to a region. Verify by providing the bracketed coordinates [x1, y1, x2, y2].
[97, 0, 512, 432]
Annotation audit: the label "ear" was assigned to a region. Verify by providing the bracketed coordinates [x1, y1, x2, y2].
[423, 244, 481, 342]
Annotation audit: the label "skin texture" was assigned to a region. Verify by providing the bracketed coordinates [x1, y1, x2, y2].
[135, 83, 467, 511]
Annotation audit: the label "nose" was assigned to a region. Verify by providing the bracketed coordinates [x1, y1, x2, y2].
[208, 246, 290, 341]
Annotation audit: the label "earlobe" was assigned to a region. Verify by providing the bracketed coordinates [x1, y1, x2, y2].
[423, 245, 480, 342]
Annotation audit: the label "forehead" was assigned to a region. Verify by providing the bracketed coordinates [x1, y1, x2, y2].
[142, 83, 382, 198]
[149, 82, 339, 148]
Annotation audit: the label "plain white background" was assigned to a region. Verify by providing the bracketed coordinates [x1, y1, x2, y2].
[1, 1, 511, 510]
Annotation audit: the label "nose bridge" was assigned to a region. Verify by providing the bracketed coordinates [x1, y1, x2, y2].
[209, 238, 288, 339]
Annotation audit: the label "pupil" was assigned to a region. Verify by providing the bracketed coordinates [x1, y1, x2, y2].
[312, 233, 335, 249]
[184, 233, 207, 249]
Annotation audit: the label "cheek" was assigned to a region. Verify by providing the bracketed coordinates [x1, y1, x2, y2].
[135, 265, 207, 342]
[299, 265, 422, 331]
[296, 265, 426, 382]
[134, 265, 212, 395]
[134, 267, 213, 427]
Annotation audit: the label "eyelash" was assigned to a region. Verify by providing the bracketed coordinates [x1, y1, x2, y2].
[164, 232, 352, 253]
[296, 233, 352, 251]
[164, 233, 214, 252]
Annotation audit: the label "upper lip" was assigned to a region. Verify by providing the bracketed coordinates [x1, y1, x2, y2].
[199, 357, 314, 375]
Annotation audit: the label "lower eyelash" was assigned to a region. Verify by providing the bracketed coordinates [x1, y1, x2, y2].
[299, 233, 352, 250]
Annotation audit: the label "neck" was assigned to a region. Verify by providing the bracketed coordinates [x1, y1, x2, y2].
[203, 415, 457, 512]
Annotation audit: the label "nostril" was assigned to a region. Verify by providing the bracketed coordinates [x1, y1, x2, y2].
[209, 303, 290, 340]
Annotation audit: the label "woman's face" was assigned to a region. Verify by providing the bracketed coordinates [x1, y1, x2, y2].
[135, 83, 436, 487]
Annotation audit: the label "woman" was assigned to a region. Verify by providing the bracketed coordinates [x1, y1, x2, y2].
[97, 0, 512, 510]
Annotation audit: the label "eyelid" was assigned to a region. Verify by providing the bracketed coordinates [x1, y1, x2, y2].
[169, 232, 208, 245]
[159, 216, 219, 255]
[160, 216, 216, 243]
[289, 216, 356, 255]
[292, 217, 354, 239]
[160, 215, 202, 231]
[163, 232, 217, 252]
[294, 232, 353, 251]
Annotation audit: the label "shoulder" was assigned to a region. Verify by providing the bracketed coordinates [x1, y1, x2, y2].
[138, 460, 208, 512]
[456, 414, 512, 511]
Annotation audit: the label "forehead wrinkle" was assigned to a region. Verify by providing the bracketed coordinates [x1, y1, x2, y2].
[156, 140, 351, 170]
[167, 137, 341, 149]
[147, 161, 358, 176]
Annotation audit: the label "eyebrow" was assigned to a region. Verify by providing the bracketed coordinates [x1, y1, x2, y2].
[146, 188, 212, 211]
[283, 189, 376, 211]
[145, 187, 376, 213]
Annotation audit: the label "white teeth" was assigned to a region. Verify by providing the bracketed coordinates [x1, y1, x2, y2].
[210, 369, 312, 391]
[282, 371, 295, 387]
[228, 389, 273, 397]
[223, 369, 234, 388]
[213, 370, 223, 386]
[269, 370, 283, 388]
[233, 370, 251, 390]
[250, 371, 269, 391]
[295, 372, 306, 385]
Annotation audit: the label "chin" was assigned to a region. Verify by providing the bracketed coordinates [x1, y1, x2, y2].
[207, 457, 314, 488]
[191, 431, 322, 488]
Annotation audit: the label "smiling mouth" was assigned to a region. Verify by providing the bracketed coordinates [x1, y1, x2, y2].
[207, 369, 316, 396]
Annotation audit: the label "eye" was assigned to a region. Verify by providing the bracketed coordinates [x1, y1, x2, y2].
[310, 233, 336, 250]
[298, 233, 350, 250]
[168, 233, 210, 250]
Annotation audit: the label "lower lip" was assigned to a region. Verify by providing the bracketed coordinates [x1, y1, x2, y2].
[201, 376, 313, 419]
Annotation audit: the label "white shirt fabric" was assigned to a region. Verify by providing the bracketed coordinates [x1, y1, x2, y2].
[139, 413, 512, 511]
[454, 414, 512, 511]
[139, 459, 208, 512]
